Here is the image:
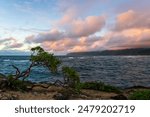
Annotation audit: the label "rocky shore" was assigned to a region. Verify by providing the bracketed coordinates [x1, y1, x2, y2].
[0, 82, 150, 100]
[1, 74, 150, 100]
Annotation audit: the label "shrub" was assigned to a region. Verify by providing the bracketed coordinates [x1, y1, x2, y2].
[80, 82, 121, 93]
[7, 75, 27, 91]
[62, 66, 80, 93]
[129, 90, 150, 100]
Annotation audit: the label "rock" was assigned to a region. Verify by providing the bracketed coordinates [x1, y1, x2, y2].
[111, 94, 127, 100]
[0, 96, 9, 100]
[0, 79, 8, 89]
[0, 93, 19, 100]
[10, 95, 19, 100]
[53, 93, 69, 100]
[33, 92, 38, 95]
[78, 94, 89, 99]
[0, 94, 3, 98]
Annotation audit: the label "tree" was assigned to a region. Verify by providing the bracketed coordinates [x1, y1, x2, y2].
[30, 46, 61, 73]
[11, 46, 61, 82]
[4, 46, 80, 93]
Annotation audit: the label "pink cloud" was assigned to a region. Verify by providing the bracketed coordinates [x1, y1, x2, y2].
[25, 8, 150, 53]
[68, 15, 105, 37]
[0, 37, 23, 49]
[104, 28, 150, 50]
[25, 14, 106, 53]
[114, 10, 150, 31]
[25, 29, 66, 43]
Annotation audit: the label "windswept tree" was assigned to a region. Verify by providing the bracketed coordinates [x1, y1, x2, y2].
[12, 46, 61, 81]
[2, 46, 80, 93]
[30, 46, 61, 73]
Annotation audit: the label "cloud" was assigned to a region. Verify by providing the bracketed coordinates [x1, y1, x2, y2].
[114, 10, 150, 31]
[104, 28, 150, 50]
[0, 37, 23, 49]
[57, 15, 106, 38]
[8, 43, 23, 48]
[25, 14, 106, 52]
[25, 7, 150, 54]
[40, 36, 104, 52]
[98, 9, 150, 50]
[0, 38, 13, 43]
[25, 29, 66, 43]
[67, 15, 105, 37]
[25, 15, 106, 53]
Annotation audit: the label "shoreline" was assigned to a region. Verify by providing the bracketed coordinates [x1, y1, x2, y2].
[0, 81, 150, 100]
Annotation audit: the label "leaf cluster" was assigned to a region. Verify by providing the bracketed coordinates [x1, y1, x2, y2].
[31, 46, 61, 73]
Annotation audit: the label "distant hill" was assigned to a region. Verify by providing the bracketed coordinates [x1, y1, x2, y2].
[67, 48, 150, 56]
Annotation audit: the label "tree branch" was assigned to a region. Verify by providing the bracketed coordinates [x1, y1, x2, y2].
[12, 62, 35, 81]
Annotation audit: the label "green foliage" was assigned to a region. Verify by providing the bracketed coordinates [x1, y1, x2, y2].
[80, 82, 121, 93]
[129, 90, 150, 100]
[62, 66, 80, 93]
[7, 75, 27, 91]
[31, 46, 61, 73]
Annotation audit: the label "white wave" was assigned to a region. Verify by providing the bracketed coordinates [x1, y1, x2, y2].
[68, 57, 74, 59]
[13, 60, 29, 63]
[3, 59, 11, 62]
[78, 57, 85, 59]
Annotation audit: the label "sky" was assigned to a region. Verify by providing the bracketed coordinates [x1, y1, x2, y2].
[0, 0, 150, 55]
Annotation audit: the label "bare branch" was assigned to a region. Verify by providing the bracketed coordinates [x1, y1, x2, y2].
[12, 62, 36, 81]
[12, 65, 21, 80]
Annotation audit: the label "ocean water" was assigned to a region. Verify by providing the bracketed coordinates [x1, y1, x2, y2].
[0, 55, 150, 88]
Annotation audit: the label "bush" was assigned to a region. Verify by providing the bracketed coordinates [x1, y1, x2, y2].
[62, 66, 80, 93]
[80, 82, 121, 93]
[129, 90, 150, 100]
[7, 75, 27, 91]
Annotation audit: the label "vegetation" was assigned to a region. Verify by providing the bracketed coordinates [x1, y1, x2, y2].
[31, 46, 61, 73]
[67, 48, 150, 56]
[0, 46, 61, 91]
[6, 75, 27, 91]
[0, 46, 132, 100]
[0, 46, 82, 96]
[80, 82, 121, 93]
[129, 90, 150, 100]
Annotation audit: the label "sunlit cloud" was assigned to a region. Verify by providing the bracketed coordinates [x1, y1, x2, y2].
[114, 10, 150, 31]
[0, 0, 150, 54]
[0, 37, 23, 49]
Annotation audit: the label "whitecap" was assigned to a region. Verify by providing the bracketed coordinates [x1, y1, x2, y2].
[13, 60, 29, 63]
[68, 57, 74, 59]
[3, 59, 11, 62]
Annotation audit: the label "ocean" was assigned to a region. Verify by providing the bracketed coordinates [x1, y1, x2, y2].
[0, 55, 150, 88]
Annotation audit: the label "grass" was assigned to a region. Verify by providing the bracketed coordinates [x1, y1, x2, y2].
[129, 90, 150, 100]
[80, 82, 121, 93]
